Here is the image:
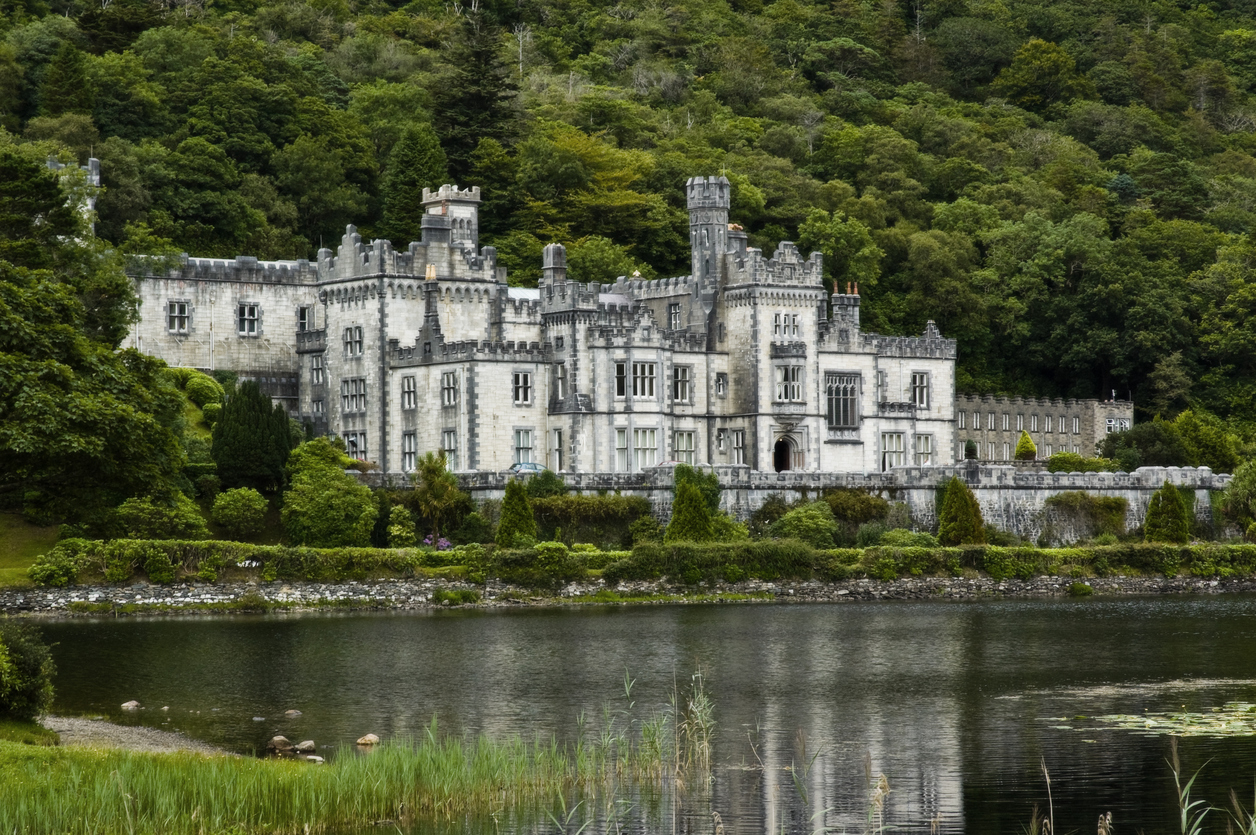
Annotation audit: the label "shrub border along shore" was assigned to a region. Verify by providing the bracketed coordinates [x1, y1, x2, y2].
[27, 537, 1256, 590]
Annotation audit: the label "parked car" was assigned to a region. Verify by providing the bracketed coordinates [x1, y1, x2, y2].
[508, 462, 547, 475]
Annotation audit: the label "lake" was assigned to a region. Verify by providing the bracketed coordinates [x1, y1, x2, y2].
[39, 596, 1256, 834]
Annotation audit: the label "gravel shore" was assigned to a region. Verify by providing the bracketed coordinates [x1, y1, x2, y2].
[40, 715, 231, 755]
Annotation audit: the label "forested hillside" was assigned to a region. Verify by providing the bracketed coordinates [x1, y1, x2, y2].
[4, 0, 1256, 416]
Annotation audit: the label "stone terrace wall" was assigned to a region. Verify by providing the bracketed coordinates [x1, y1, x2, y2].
[428, 464, 1232, 543]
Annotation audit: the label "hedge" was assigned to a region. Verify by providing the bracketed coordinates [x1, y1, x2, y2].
[531, 495, 652, 546]
[30, 539, 1256, 589]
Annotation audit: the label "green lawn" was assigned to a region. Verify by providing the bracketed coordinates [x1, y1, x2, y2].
[0, 512, 58, 587]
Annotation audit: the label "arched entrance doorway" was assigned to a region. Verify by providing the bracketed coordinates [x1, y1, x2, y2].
[773, 438, 793, 472]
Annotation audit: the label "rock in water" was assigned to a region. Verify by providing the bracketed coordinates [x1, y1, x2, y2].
[356, 733, 380, 746]
[284, 709, 302, 717]
[266, 736, 295, 755]
[295, 740, 316, 753]
[121, 700, 140, 710]
[305, 755, 325, 764]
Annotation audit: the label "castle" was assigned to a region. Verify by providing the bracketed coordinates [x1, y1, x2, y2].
[124, 176, 973, 476]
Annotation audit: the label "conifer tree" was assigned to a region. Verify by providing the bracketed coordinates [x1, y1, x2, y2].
[211, 381, 291, 492]
[665, 480, 714, 543]
[938, 476, 986, 545]
[495, 478, 536, 547]
[1145, 480, 1190, 544]
[435, 13, 519, 176]
[39, 42, 92, 116]
[1014, 431, 1037, 461]
[380, 122, 449, 245]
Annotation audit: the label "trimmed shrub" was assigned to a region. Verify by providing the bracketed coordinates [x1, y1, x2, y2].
[532, 495, 652, 545]
[195, 474, 222, 503]
[116, 494, 209, 540]
[1046, 452, 1118, 473]
[1146, 480, 1190, 544]
[879, 529, 939, 547]
[824, 489, 890, 524]
[525, 469, 568, 498]
[388, 505, 418, 547]
[0, 622, 55, 721]
[603, 539, 816, 584]
[495, 480, 537, 547]
[665, 481, 714, 543]
[201, 402, 222, 429]
[212, 488, 268, 539]
[675, 464, 721, 514]
[710, 513, 750, 542]
[1014, 431, 1037, 461]
[964, 439, 978, 460]
[185, 372, 225, 408]
[629, 515, 663, 544]
[1225, 461, 1256, 529]
[938, 477, 986, 545]
[770, 501, 839, 548]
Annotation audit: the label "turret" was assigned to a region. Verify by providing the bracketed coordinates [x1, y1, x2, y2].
[686, 176, 730, 284]
[422, 185, 481, 249]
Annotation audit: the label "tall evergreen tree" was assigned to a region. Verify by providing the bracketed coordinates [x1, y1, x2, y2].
[1145, 480, 1190, 544]
[381, 122, 449, 245]
[39, 43, 92, 116]
[495, 478, 536, 547]
[665, 480, 714, 543]
[435, 13, 519, 177]
[211, 381, 291, 492]
[938, 477, 986, 545]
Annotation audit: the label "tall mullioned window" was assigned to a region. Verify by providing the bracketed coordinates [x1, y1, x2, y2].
[514, 429, 533, 464]
[341, 378, 366, 412]
[911, 373, 930, 409]
[881, 432, 905, 471]
[673, 366, 691, 403]
[633, 428, 657, 471]
[775, 366, 802, 402]
[674, 431, 695, 465]
[401, 376, 417, 410]
[343, 326, 363, 356]
[615, 362, 627, 397]
[441, 372, 457, 406]
[311, 355, 324, 385]
[615, 429, 629, 471]
[668, 303, 681, 329]
[551, 429, 563, 471]
[237, 303, 259, 336]
[401, 432, 417, 472]
[167, 301, 189, 334]
[554, 363, 567, 400]
[344, 432, 367, 461]
[826, 374, 858, 428]
[513, 372, 532, 405]
[298, 307, 310, 332]
[442, 430, 457, 471]
[632, 363, 656, 398]
[731, 430, 745, 465]
[915, 435, 933, 465]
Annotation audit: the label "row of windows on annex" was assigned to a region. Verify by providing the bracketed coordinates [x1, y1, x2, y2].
[961, 439, 1088, 461]
[165, 301, 315, 336]
[960, 411, 1085, 434]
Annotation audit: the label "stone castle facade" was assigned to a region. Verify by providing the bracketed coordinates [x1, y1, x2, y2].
[125, 176, 969, 476]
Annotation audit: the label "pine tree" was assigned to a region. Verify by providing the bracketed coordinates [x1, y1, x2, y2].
[495, 478, 536, 547]
[211, 381, 290, 492]
[1145, 480, 1190, 543]
[435, 13, 519, 177]
[938, 476, 986, 545]
[380, 122, 449, 245]
[1014, 431, 1038, 461]
[39, 42, 92, 116]
[665, 480, 715, 543]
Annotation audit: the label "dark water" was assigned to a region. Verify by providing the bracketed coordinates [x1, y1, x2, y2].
[38, 596, 1256, 834]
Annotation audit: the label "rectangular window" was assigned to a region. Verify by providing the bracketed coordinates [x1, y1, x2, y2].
[1031, 415, 1039, 432]
[401, 376, 417, 410]
[344, 431, 367, 461]
[675, 430, 695, 465]
[551, 429, 563, 471]
[632, 363, 656, 398]
[312, 399, 324, 415]
[616, 429, 629, 472]
[343, 326, 363, 356]
[1002, 413, 1010, 431]
[958, 411, 966, 430]
[1045, 415, 1053, 433]
[988, 442, 996, 460]
[298, 307, 310, 332]
[732, 430, 745, 465]
[914, 434, 933, 466]
[668, 303, 681, 330]
[716, 429, 727, 451]
[633, 428, 657, 471]
[673, 366, 691, 403]
[513, 372, 532, 405]
[775, 366, 802, 402]
[237, 303, 259, 336]
[825, 374, 859, 428]
[167, 301, 189, 334]
[311, 355, 325, 385]
[911, 373, 930, 409]
[554, 363, 567, 401]
[1073, 417, 1080, 434]
[1017, 414, 1024, 431]
[972, 411, 980, 430]
[881, 432, 905, 471]
[1003, 442, 1011, 460]
[441, 372, 457, 406]
[715, 373, 727, 397]
[773, 312, 782, 337]
[402, 432, 417, 472]
[615, 362, 627, 398]
[514, 429, 533, 464]
[788, 314, 799, 337]
[1106, 417, 1131, 433]
[987, 412, 996, 430]
[339, 378, 366, 412]
[1045, 443, 1053, 456]
[440, 430, 457, 471]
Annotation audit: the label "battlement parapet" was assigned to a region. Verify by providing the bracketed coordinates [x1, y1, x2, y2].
[864, 327, 957, 360]
[295, 328, 326, 353]
[957, 393, 1133, 410]
[392, 337, 551, 366]
[685, 175, 730, 210]
[315, 225, 496, 282]
[132, 254, 317, 284]
[727, 243, 824, 288]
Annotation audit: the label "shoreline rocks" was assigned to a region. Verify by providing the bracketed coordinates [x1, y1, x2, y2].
[2, 574, 1254, 618]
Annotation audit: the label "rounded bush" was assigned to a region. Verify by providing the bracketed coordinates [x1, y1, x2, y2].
[202, 402, 222, 428]
[212, 488, 268, 540]
[0, 622, 55, 721]
[185, 372, 225, 408]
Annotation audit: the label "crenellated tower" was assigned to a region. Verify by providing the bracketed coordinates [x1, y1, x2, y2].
[686, 176, 730, 284]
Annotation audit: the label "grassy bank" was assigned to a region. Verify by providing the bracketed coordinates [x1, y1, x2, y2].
[0, 512, 58, 588]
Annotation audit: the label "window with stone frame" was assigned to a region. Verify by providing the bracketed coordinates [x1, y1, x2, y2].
[1002, 413, 1010, 431]
[632, 363, 656, 398]
[167, 301, 189, 334]
[731, 430, 745, 465]
[825, 374, 859, 428]
[988, 442, 995, 460]
[674, 430, 695, 465]
[668, 303, 681, 329]
[512, 371, 532, 405]
[401, 376, 417, 410]
[402, 432, 417, 472]
[615, 361, 627, 397]
[311, 355, 325, 385]
[237, 303, 259, 336]
[958, 411, 966, 430]
[615, 428, 629, 471]
[914, 434, 933, 465]
[715, 373, 727, 397]
[1045, 415, 1053, 433]
[298, 307, 310, 332]
[554, 363, 567, 401]
[344, 431, 367, 461]
[773, 312, 782, 337]
[881, 432, 905, 471]
[551, 429, 563, 471]
[673, 366, 692, 403]
[911, 373, 930, 409]
[442, 429, 457, 471]
[633, 428, 657, 471]
[987, 412, 995, 430]
[775, 366, 803, 402]
[1031, 414, 1039, 432]
[514, 429, 533, 464]
[343, 326, 363, 356]
[716, 428, 727, 451]
[340, 378, 367, 413]
[312, 399, 324, 415]
[1045, 443, 1053, 456]
[441, 372, 457, 406]
[1073, 417, 1080, 434]
[1017, 414, 1024, 431]
[1003, 442, 1011, 460]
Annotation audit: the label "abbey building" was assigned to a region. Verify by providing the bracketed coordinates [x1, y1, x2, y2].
[125, 176, 961, 475]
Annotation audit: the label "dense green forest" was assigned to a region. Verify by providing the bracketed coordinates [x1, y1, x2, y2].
[4, 0, 1256, 417]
